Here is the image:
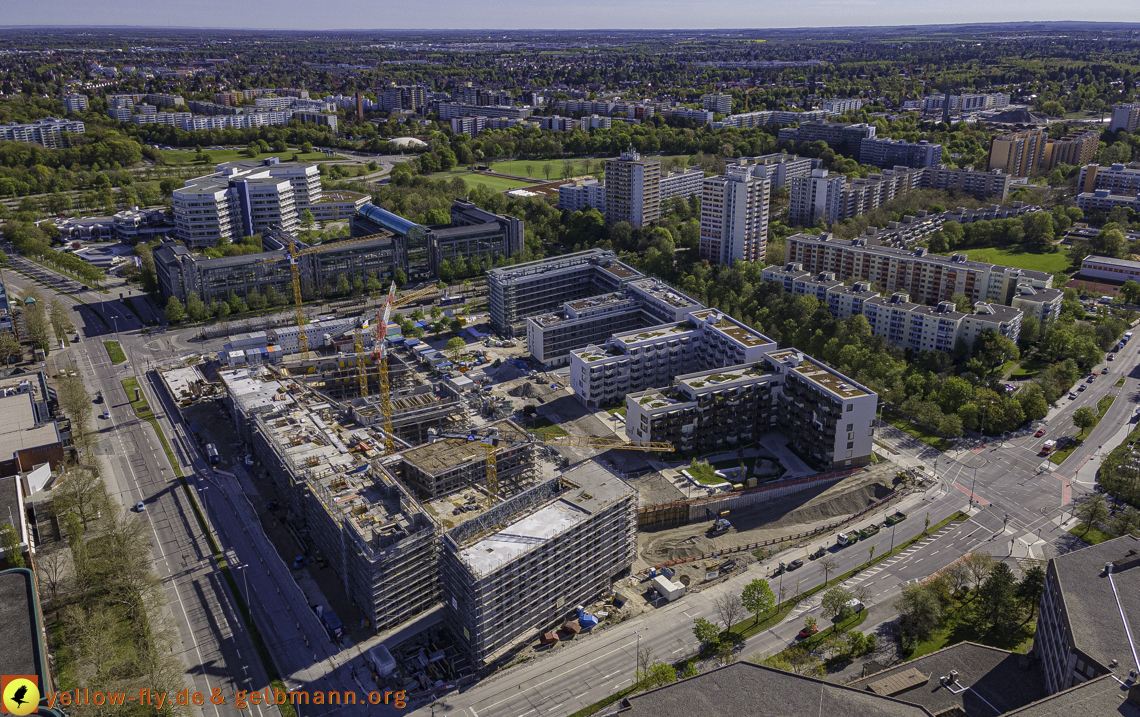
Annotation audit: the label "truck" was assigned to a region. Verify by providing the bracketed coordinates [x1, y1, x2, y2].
[1040, 439, 1058, 455]
[205, 443, 220, 465]
[320, 608, 344, 641]
[857, 524, 881, 540]
[836, 532, 854, 548]
[885, 511, 908, 526]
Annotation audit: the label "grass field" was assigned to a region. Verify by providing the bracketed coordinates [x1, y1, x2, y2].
[956, 248, 1072, 275]
[1069, 525, 1113, 545]
[428, 170, 538, 192]
[159, 149, 330, 166]
[103, 340, 126, 364]
[907, 594, 1035, 659]
[487, 154, 694, 181]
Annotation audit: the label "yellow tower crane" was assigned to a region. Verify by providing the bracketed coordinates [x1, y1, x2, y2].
[254, 230, 393, 359]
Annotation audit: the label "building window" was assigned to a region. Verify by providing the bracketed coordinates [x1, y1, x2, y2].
[846, 403, 853, 412]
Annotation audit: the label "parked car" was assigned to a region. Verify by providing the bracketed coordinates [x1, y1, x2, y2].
[1108, 354, 1115, 361]
[1069, 392, 1078, 399]
[102, 409, 110, 419]
[787, 558, 804, 571]
[1102, 367, 1109, 374]
[1035, 429, 1046, 437]
[1079, 384, 1087, 392]
[135, 501, 145, 512]
[797, 625, 819, 640]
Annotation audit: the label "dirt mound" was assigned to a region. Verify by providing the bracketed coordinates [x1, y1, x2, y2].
[764, 481, 891, 530]
[642, 534, 720, 563]
[508, 382, 541, 398]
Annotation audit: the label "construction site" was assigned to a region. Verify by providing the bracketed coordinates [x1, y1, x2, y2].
[396, 419, 537, 499]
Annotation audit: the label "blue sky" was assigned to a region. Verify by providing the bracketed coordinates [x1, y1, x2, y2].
[4, 1, 1140, 30]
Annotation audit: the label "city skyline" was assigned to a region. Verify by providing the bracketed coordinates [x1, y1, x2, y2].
[4, 4, 1140, 30]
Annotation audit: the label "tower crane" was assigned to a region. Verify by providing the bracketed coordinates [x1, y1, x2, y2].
[253, 230, 393, 359]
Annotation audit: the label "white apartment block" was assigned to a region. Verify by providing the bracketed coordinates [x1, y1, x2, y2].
[0, 118, 85, 149]
[1011, 283, 1065, 324]
[1077, 163, 1140, 195]
[727, 154, 820, 189]
[922, 93, 1010, 113]
[659, 168, 705, 203]
[173, 160, 320, 247]
[789, 169, 846, 226]
[605, 150, 661, 227]
[819, 98, 865, 114]
[568, 308, 776, 409]
[62, 93, 88, 113]
[1109, 103, 1140, 133]
[700, 93, 733, 114]
[558, 179, 606, 213]
[698, 167, 771, 264]
[1075, 189, 1140, 216]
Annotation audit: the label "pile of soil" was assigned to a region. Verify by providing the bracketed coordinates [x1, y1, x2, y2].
[508, 382, 541, 398]
[642, 534, 719, 563]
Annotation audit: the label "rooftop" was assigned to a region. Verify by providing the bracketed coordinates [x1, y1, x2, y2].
[0, 393, 60, 460]
[1004, 675, 1140, 716]
[690, 309, 775, 348]
[678, 363, 772, 392]
[0, 569, 45, 683]
[400, 419, 529, 477]
[218, 368, 294, 415]
[628, 278, 703, 310]
[848, 642, 1047, 717]
[769, 349, 871, 399]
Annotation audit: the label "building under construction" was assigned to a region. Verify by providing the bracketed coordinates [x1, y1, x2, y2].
[250, 394, 440, 631]
[349, 384, 468, 446]
[439, 460, 637, 671]
[396, 419, 536, 500]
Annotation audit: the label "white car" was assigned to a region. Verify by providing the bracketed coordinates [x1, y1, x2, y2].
[136, 501, 145, 512]
[102, 409, 110, 419]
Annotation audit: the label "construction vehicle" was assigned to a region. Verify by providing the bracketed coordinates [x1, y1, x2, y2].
[809, 546, 827, 560]
[529, 434, 674, 452]
[707, 507, 731, 535]
[254, 231, 393, 359]
[885, 511, 908, 526]
[427, 427, 502, 505]
[857, 524, 880, 540]
[836, 532, 854, 548]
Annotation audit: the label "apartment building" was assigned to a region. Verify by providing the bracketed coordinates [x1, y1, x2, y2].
[292, 111, 338, 132]
[698, 166, 771, 264]
[1011, 283, 1065, 323]
[714, 109, 829, 129]
[789, 169, 846, 226]
[527, 278, 702, 366]
[1035, 537, 1140, 695]
[250, 394, 439, 633]
[378, 85, 425, 113]
[487, 250, 642, 336]
[726, 153, 820, 189]
[777, 120, 877, 159]
[1108, 103, 1140, 133]
[0, 119, 85, 149]
[784, 233, 1054, 306]
[568, 308, 776, 409]
[858, 138, 943, 169]
[819, 98, 865, 114]
[214, 91, 239, 106]
[921, 92, 1010, 113]
[1077, 162, 1140, 194]
[437, 103, 533, 121]
[988, 130, 1047, 178]
[700, 93, 733, 114]
[397, 420, 535, 499]
[605, 150, 661, 227]
[450, 116, 487, 136]
[922, 165, 1012, 200]
[659, 168, 705, 203]
[1075, 189, 1140, 216]
[1042, 130, 1100, 170]
[440, 462, 636, 671]
[836, 167, 923, 219]
[558, 178, 606, 213]
[663, 108, 715, 125]
[62, 93, 88, 113]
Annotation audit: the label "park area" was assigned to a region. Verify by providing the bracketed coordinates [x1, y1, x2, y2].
[957, 248, 1071, 275]
[158, 148, 331, 166]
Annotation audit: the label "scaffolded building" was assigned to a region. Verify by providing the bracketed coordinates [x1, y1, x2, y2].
[397, 419, 536, 500]
[439, 460, 637, 671]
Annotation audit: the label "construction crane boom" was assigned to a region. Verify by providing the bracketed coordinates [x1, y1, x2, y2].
[428, 428, 501, 505]
[370, 283, 439, 452]
[254, 230, 393, 359]
[532, 434, 674, 452]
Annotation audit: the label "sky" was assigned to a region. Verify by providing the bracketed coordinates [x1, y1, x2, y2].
[4, 0, 1140, 31]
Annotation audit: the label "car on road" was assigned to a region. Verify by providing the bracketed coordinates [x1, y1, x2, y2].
[1108, 354, 1115, 361]
[1087, 375, 1097, 383]
[787, 558, 804, 571]
[1078, 384, 1087, 392]
[1069, 392, 1078, 399]
[1040, 439, 1057, 455]
[1035, 429, 1046, 437]
[797, 625, 819, 640]
[95, 392, 103, 404]
[1102, 367, 1109, 374]
[101, 409, 110, 419]
[135, 501, 145, 512]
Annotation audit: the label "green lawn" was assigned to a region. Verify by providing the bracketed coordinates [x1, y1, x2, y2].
[1069, 525, 1113, 545]
[525, 416, 569, 436]
[908, 595, 1036, 659]
[1010, 354, 1049, 380]
[159, 149, 330, 166]
[428, 170, 538, 192]
[605, 406, 627, 418]
[1116, 377, 1127, 387]
[953, 248, 1072, 275]
[882, 410, 953, 451]
[1050, 437, 1083, 464]
[487, 154, 695, 181]
[103, 340, 126, 364]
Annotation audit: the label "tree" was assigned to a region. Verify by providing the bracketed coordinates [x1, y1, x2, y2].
[1017, 565, 1046, 619]
[821, 586, 855, 623]
[1076, 493, 1110, 536]
[692, 617, 720, 647]
[963, 553, 996, 590]
[48, 298, 73, 341]
[394, 268, 407, 287]
[53, 465, 106, 528]
[979, 562, 1020, 638]
[265, 286, 281, 307]
[185, 292, 205, 322]
[818, 555, 838, 585]
[450, 318, 463, 334]
[336, 274, 351, 296]
[741, 579, 776, 625]
[57, 373, 93, 441]
[543, 163, 553, 180]
[21, 301, 48, 351]
[1072, 406, 1098, 437]
[301, 142, 313, 154]
[300, 209, 315, 230]
[802, 615, 817, 631]
[1108, 506, 1140, 538]
[642, 662, 677, 689]
[1122, 280, 1140, 305]
[0, 333, 20, 365]
[895, 583, 942, 643]
[164, 296, 185, 324]
[0, 521, 24, 567]
[445, 336, 466, 363]
[714, 592, 745, 631]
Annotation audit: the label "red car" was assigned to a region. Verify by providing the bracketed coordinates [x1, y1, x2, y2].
[1035, 429, 1045, 437]
[797, 625, 819, 640]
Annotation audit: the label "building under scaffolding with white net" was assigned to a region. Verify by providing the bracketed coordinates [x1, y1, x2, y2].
[439, 460, 637, 671]
[250, 395, 440, 631]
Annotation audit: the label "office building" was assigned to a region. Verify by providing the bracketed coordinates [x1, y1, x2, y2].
[819, 98, 865, 114]
[777, 120, 877, 159]
[605, 150, 661, 227]
[440, 461, 636, 672]
[658, 168, 705, 203]
[350, 201, 522, 281]
[487, 250, 642, 336]
[1109, 103, 1140, 133]
[0, 389, 65, 478]
[698, 166, 771, 264]
[527, 278, 703, 367]
[62, 93, 88, 113]
[988, 129, 1047, 178]
[1075, 189, 1140, 216]
[1042, 130, 1100, 170]
[700, 93, 733, 114]
[859, 138, 943, 169]
[784, 233, 1054, 306]
[789, 169, 846, 226]
[0, 119, 85, 149]
[569, 308, 776, 409]
[1035, 536, 1140, 694]
[1077, 162, 1140, 194]
[726, 153, 820, 189]
[558, 178, 606, 213]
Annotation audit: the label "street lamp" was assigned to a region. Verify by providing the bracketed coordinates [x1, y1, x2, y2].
[634, 630, 643, 683]
[236, 563, 249, 604]
[970, 466, 979, 509]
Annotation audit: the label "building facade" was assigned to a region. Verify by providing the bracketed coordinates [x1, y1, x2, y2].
[1041, 130, 1100, 170]
[659, 168, 705, 203]
[726, 154, 820, 189]
[1078, 162, 1140, 195]
[1108, 103, 1140, 133]
[789, 169, 848, 226]
[700, 93, 733, 114]
[858, 138, 943, 169]
[988, 130, 1047, 178]
[605, 150, 661, 227]
[0, 119, 85, 148]
[558, 179, 607, 213]
[698, 167, 771, 264]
